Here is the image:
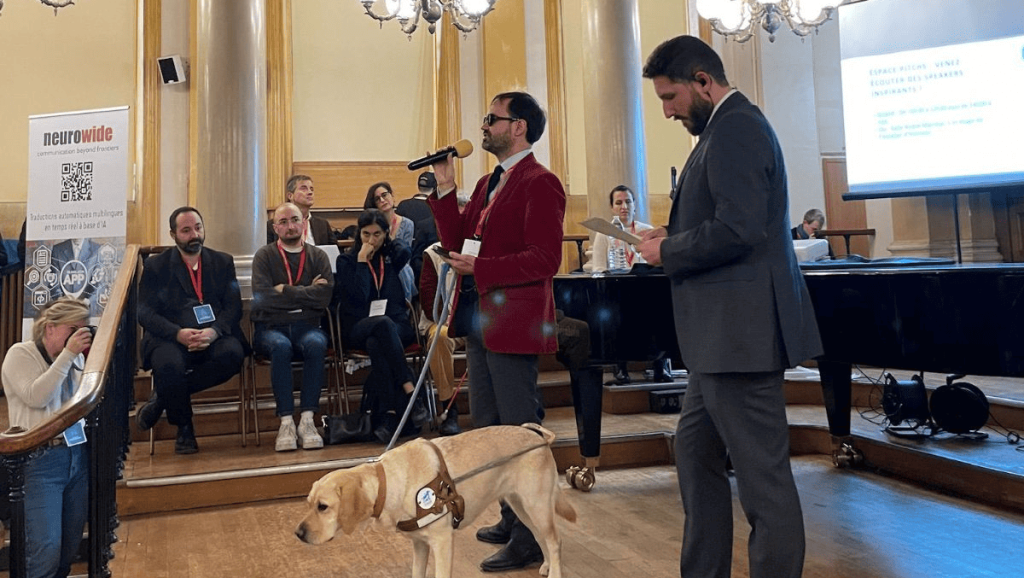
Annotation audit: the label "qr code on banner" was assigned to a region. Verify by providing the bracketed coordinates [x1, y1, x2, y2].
[61, 162, 94, 202]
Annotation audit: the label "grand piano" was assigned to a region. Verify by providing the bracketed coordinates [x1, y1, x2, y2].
[554, 261, 1024, 467]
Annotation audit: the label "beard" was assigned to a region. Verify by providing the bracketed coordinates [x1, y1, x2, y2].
[683, 91, 715, 136]
[177, 237, 204, 254]
[481, 130, 512, 156]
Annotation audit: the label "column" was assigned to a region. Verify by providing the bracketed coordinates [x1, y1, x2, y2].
[579, 0, 648, 222]
[192, 0, 267, 280]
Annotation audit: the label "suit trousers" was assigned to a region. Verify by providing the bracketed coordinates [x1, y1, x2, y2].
[149, 336, 245, 426]
[465, 332, 542, 428]
[675, 370, 804, 578]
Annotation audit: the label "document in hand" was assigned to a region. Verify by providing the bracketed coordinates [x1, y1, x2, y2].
[580, 217, 642, 246]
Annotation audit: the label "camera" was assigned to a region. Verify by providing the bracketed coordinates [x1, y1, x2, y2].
[85, 325, 97, 338]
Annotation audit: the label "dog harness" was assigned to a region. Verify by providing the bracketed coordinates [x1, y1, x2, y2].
[396, 441, 465, 532]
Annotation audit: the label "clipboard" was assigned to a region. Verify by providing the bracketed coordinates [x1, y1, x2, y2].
[580, 217, 642, 246]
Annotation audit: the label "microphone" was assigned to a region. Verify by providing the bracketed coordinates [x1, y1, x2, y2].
[408, 139, 474, 171]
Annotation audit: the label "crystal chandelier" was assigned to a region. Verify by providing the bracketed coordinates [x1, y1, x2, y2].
[359, 0, 498, 35]
[696, 0, 850, 43]
[0, 0, 77, 18]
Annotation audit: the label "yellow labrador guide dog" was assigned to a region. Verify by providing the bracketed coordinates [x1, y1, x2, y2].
[296, 424, 576, 578]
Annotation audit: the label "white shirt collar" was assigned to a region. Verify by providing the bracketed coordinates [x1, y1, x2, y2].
[707, 89, 739, 127]
[498, 148, 532, 172]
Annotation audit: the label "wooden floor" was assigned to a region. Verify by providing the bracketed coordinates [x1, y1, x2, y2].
[107, 456, 1024, 578]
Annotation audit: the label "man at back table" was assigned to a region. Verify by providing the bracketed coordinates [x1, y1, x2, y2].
[429, 90, 566, 573]
[253, 202, 333, 452]
[137, 206, 247, 455]
[638, 36, 823, 578]
[267, 174, 337, 245]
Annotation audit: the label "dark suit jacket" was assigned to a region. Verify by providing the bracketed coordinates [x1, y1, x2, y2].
[663, 92, 822, 373]
[138, 246, 248, 368]
[266, 214, 336, 245]
[429, 153, 565, 354]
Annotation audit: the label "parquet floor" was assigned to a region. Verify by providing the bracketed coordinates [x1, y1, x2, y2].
[107, 456, 1024, 578]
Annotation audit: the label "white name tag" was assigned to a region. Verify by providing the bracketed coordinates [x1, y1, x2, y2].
[369, 299, 387, 317]
[462, 239, 482, 257]
[63, 418, 87, 447]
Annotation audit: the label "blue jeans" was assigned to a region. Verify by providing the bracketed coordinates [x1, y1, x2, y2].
[24, 442, 89, 578]
[254, 321, 328, 416]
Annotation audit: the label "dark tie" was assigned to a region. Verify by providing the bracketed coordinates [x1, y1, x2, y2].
[485, 165, 505, 204]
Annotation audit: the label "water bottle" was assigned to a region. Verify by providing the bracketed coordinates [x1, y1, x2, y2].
[608, 217, 628, 271]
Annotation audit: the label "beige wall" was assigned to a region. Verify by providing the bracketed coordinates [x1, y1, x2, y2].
[0, 0, 136, 237]
[291, 0, 434, 165]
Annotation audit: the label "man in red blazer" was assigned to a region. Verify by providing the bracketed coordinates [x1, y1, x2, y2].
[429, 91, 566, 573]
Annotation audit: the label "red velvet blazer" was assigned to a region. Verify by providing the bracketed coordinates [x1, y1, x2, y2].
[429, 153, 566, 354]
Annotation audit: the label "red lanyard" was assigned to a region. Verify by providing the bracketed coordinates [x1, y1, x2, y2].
[276, 242, 307, 286]
[186, 258, 203, 303]
[367, 256, 385, 296]
[473, 165, 515, 238]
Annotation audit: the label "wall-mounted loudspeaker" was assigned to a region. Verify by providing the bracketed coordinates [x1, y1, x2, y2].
[157, 55, 187, 85]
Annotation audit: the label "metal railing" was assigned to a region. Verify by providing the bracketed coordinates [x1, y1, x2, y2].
[0, 244, 140, 578]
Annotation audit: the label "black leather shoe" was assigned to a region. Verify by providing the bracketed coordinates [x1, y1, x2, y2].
[610, 365, 630, 385]
[653, 358, 674, 383]
[135, 394, 163, 431]
[479, 536, 544, 572]
[374, 415, 397, 444]
[408, 393, 429, 428]
[174, 423, 199, 455]
[476, 503, 516, 544]
[439, 402, 461, 437]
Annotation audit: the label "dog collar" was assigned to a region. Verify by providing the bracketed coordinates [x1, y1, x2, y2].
[396, 441, 465, 532]
[372, 463, 387, 519]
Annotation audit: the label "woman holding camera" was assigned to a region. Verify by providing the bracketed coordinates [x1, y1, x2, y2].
[335, 209, 428, 443]
[1, 298, 92, 578]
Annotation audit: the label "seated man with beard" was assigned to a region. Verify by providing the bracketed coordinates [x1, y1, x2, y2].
[136, 206, 248, 455]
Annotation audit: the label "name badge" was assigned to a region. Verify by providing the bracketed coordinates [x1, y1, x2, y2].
[462, 239, 482, 257]
[369, 299, 387, 317]
[63, 418, 87, 447]
[194, 304, 216, 324]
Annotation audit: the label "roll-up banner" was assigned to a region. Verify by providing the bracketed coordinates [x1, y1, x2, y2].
[23, 106, 130, 333]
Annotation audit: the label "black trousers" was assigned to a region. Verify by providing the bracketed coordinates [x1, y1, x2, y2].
[149, 336, 245, 426]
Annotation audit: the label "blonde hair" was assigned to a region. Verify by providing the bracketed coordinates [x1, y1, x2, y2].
[32, 298, 89, 344]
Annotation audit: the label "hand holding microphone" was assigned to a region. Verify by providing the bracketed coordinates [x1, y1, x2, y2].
[407, 139, 474, 170]
[409, 140, 473, 192]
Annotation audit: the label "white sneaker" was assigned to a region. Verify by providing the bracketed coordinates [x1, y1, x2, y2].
[276, 420, 297, 452]
[298, 418, 324, 450]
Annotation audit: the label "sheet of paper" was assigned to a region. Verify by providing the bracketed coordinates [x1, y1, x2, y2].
[580, 217, 642, 246]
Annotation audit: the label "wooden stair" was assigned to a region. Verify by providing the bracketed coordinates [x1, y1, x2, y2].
[119, 363, 1024, 518]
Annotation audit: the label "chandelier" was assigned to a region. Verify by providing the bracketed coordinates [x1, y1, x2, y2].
[696, 0, 850, 43]
[0, 0, 77, 18]
[359, 0, 498, 35]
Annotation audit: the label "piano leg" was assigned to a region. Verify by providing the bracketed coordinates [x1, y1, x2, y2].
[567, 365, 603, 491]
[817, 360, 863, 467]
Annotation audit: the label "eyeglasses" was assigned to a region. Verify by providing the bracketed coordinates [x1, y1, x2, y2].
[374, 191, 392, 202]
[483, 114, 520, 126]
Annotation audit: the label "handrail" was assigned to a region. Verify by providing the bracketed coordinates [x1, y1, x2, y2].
[0, 244, 141, 455]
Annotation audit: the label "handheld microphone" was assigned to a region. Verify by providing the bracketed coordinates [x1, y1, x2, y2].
[408, 139, 474, 171]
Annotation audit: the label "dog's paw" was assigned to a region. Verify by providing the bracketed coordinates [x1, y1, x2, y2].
[540, 561, 551, 576]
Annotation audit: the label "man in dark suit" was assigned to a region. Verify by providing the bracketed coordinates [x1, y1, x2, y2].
[429, 91, 565, 572]
[638, 36, 823, 578]
[266, 174, 337, 245]
[137, 206, 247, 455]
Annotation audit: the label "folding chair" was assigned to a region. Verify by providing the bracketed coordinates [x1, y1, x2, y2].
[246, 309, 343, 445]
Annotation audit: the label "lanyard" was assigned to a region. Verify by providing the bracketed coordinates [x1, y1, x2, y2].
[367, 255, 385, 298]
[276, 242, 307, 286]
[473, 165, 515, 239]
[186, 258, 203, 303]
